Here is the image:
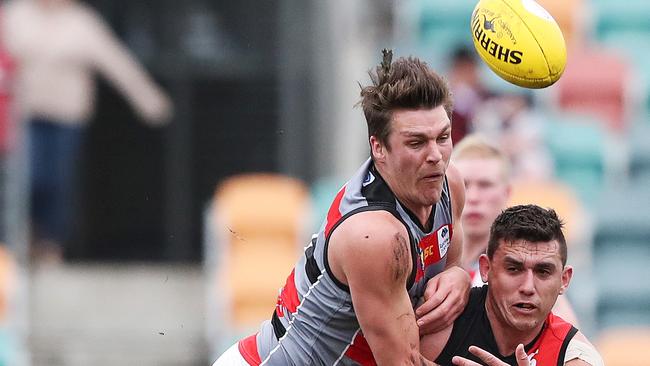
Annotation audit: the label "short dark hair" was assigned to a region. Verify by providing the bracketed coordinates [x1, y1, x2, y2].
[359, 51, 453, 149]
[487, 204, 568, 265]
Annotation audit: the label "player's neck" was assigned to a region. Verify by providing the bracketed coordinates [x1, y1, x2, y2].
[376, 165, 432, 229]
[485, 296, 544, 357]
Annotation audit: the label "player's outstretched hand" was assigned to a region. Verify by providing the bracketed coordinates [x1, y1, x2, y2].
[452, 344, 529, 366]
[415, 266, 470, 334]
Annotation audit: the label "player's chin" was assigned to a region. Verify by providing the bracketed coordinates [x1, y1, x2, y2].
[418, 179, 443, 194]
[510, 316, 544, 331]
[420, 190, 442, 205]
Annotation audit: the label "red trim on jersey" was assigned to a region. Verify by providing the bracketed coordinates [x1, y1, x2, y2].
[276, 269, 300, 316]
[414, 263, 425, 282]
[527, 313, 574, 365]
[468, 269, 477, 280]
[344, 332, 377, 365]
[238, 334, 261, 366]
[325, 186, 346, 237]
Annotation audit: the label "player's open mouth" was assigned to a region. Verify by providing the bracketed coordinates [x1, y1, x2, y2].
[513, 303, 536, 311]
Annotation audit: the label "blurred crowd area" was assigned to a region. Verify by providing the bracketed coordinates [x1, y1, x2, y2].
[0, 0, 645, 365]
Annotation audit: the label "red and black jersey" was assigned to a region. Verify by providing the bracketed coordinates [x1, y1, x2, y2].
[436, 285, 578, 366]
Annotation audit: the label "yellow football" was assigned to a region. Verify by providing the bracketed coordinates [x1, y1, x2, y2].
[470, 0, 567, 89]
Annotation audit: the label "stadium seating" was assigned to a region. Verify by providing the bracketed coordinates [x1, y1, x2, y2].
[543, 113, 607, 205]
[508, 179, 585, 245]
[400, 0, 476, 69]
[536, 0, 586, 48]
[627, 122, 650, 183]
[204, 173, 310, 353]
[591, 183, 650, 330]
[0, 246, 17, 366]
[554, 46, 632, 133]
[598, 33, 650, 117]
[597, 326, 650, 366]
[591, 0, 650, 42]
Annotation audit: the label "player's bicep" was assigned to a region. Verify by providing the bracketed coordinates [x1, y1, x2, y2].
[333, 213, 421, 364]
[343, 223, 414, 332]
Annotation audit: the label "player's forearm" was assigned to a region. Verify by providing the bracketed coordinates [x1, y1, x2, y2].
[363, 320, 439, 366]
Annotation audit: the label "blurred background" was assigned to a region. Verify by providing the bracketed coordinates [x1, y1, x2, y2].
[0, 0, 647, 365]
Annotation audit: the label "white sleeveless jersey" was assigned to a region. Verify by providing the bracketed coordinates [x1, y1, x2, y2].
[240, 158, 454, 365]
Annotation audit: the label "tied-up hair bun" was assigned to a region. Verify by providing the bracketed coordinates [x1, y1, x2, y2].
[380, 48, 393, 81]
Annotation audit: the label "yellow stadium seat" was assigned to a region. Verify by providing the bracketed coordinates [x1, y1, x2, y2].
[508, 179, 586, 245]
[0, 245, 16, 323]
[205, 173, 310, 352]
[597, 327, 650, 366]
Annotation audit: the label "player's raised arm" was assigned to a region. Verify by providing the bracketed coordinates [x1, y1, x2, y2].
[328, 210, 437, 366]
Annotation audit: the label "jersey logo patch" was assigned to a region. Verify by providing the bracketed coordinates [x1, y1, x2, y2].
[437, 225, 450, 258]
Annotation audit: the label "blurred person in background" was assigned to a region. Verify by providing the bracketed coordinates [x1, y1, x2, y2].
[0, 0, 172, 262]
[447, 46, 490, 145]
[421, 205, 603, 366]
[470, 92, 554, 182]
[213, 50, 470, 365]
[452, 134, 579, 325]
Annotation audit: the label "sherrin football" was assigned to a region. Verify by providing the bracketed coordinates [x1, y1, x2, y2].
[470, 0, 567, 89]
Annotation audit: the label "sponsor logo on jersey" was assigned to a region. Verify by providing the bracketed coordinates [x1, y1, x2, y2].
[437, 225, 450, 258]
[417, 225, 451, 267]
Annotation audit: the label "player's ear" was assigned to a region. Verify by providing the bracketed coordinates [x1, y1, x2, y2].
[478, 254, 490, 283]
[370, 136, 386, 161]
[558, 265, 573, 295]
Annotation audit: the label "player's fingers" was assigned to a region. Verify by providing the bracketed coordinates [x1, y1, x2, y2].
[416, 308, 445, 334]
[515, 344, 530, 366]
[451, 356, 482, 366]
[467, 345, 508, 366]
[415, 282, 446, 317]
[415, 292, 447, 319]
[422, 276, 441, 300]
[416, 297, 459, 334]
